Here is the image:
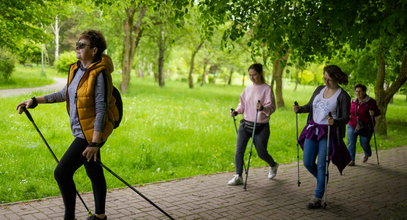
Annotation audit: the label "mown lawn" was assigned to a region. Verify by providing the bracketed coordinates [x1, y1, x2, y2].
[1, 70, 406, 204]
[0, 65, 56, 89]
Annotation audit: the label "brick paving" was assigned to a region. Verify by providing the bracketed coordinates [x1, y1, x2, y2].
[1, 146, 406, 220]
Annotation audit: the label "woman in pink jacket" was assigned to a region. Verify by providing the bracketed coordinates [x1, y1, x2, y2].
[228, 63, 278, 185]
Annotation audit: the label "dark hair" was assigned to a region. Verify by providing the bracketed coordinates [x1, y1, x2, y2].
[79, 30, 107, 60]
[323, 65, 348, 85]
[354, 84, 367, 92]
[248, 63, 265, 83]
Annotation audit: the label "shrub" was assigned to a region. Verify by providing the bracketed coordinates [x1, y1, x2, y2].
[0, 50, 16, 80]
[54, 51, 77, 74]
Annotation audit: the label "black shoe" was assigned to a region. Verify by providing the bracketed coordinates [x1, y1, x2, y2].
[363, 156, 369, 163]
[307, 198, 322, 209]
[87, 215, 107, 220]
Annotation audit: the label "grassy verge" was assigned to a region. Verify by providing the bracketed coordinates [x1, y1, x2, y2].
[0, 65, 59, 89]
[0, 78, 406, 203]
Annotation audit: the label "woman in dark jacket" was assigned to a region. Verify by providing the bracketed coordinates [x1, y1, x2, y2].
[293, 65, 351, 209]
[347, 84, 381, 166]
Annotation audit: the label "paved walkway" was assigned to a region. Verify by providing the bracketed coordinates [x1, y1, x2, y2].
[1, 146, 406, 219]
[0, 78, 66, 98]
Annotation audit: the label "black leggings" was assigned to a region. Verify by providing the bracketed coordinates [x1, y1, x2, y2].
[234, 120, 276, 175]
[54, 138, 106, 220]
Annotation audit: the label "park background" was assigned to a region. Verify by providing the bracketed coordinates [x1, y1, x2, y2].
[0, 0, 406, 204]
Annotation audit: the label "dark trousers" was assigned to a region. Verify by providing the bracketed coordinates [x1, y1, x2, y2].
[54, 138, 106, 220]
[234, 120, 276, 175]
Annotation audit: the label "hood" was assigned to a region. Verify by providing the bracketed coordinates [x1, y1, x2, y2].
[93, 54, 114, 74]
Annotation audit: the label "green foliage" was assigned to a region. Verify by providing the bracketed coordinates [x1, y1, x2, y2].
[15, 41, 42, 64]
[1, 79, 406, 203]
[0, 0, 53, 50]
[0, 50, 17, 80]
[54, 51, 77, 74]
[329, 44, 378, 86]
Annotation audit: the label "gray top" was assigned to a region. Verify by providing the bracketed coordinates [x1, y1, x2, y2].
[298, 85, 350, 139]
[44, 65, 106, 139]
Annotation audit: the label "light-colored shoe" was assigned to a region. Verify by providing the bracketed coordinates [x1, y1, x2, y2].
[268, 163, 279, 179]
[228, 175, 243, 186]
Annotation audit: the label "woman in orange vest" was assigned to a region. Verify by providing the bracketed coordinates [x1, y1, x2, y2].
[17, 30, 118, 220]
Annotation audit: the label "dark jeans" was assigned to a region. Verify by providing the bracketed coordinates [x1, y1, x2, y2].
[234, 120, 276, 175]
[54, 138, 106, 220]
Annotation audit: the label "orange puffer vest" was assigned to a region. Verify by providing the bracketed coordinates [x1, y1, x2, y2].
[67, 55, 119, 143]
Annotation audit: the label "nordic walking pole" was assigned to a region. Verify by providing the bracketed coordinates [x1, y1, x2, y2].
[243, 100, 260, 191]
[370, 113, 380, 165]
[96, 161, 175, 220]
[230, 108, 238, 134]
[294, 101, 301, 187]
[20, 107, 93, 216]
[231, 108, 247, 174]
[323, 112, 332, 209]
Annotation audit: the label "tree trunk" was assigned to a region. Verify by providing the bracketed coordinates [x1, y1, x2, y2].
[242, 71, 246, 87]
[158, 23, 165, 87]
[41, 44, 46, 76]
[188, 41, 204, 89]
[375, 48, 407, 136]
[228, 68, 234, 85]
[200, 58, 208, 86]
[51, 16, 60, 63]
[294, 70, 300, 91]
[272, 53, 289, 108]
[120, 6, 146, 93]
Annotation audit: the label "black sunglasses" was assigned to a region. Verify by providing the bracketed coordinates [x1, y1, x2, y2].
[76, 42, 92, 49]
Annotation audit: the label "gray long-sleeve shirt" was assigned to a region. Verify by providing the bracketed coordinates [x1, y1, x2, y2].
[44, 66, 106, 139]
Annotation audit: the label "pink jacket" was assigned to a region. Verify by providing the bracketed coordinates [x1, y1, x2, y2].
[235, 83, 276, 123]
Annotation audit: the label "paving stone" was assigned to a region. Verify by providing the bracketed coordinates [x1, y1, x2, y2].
[1, 146, 406, 219]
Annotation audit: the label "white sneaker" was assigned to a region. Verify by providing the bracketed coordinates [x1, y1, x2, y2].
[227, 175, 243, 186]
[268, 163, 279, 179]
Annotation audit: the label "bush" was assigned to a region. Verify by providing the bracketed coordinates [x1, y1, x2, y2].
[0, 50, 16, 80]
[54, 51, 77, 74]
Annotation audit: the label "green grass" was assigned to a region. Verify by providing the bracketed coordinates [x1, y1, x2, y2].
[0, 76, 406, 204]
[0, 65, 59, 89]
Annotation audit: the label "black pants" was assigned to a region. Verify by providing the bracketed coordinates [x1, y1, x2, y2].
[234, 120, 276, 175]
[54, 138, 106, 220]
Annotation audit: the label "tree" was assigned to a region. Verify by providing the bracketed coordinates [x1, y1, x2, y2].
[199, 0, 293, 108]
[177, 6, 207, 88]
[157, 22, 166, 87]
[51, 16, 61, 61]
[0, 0, 53, 50]
[200, 0, 407, 135]
[294, 0, 407, 136]
[122, 5, 147, 92]
[95, 0, 189, 91]
[188, 41, 204, 88]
